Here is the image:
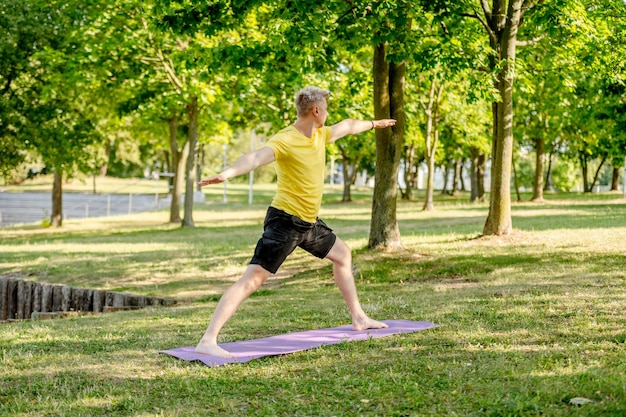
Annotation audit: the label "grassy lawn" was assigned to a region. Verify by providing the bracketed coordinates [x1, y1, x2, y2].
[1, 175, 172, 195]
[1, 184, 625, 416]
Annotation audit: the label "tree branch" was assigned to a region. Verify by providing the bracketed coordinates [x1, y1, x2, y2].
[157, 49, 184, 93]
[336, 0, 361, 24]
[461, 12, 496, 46]
[139, 16, 183, 94]
[140, 57, 160, 64]
[479, 0, 492, 21]
[2, 71, 12, 96]
[440, 21, 450, 35]
[522, 0, 541, 12]
[516, 33, 547, 47]
[337, 4, 357, 23]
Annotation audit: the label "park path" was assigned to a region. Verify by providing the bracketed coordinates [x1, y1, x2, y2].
[0, 192, 165, 226]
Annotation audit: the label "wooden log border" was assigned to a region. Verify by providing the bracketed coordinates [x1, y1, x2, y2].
[0, 276, 176, 322]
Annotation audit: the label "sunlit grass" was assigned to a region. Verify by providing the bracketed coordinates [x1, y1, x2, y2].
[2, 174, 171, 194]
[1, 188, 626, 416]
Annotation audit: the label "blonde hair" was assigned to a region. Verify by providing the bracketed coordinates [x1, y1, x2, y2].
[295, 86, 330, 116]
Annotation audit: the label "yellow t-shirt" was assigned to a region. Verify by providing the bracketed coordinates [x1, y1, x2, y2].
[265, 125, 332, 223]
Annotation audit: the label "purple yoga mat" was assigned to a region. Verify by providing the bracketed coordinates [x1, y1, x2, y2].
[159, 320, 438, 367]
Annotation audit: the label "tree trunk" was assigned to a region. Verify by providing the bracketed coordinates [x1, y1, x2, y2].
[512, 156, 521, 202]
[51, 171, 63, 227]
[477, 153, 486, 200]
[441, 161, 450, 195]
[587, 155, 606, 193]
[484, 80, 515, 235]
[340, 159, 360, 203]
[423, 158, 435, 210]
[470, 148, 480, 202]
[580, 153, 590, 192]
[611, 166, 620, 191]
[422, 77, 442, 211]
[402, 144, 416, 200]
[459, 160, 466, 191]
[182, 96, 199, 228]
[338, 146, 358, 203]
[544, 151, 554, 191]
[169, 114, 188, 223]
[369, 43, 404, 250]
[451, 158, 462, 197]
[163, 150, 174, 192]
[342, 177, 353, 202]
[532, 136, 545, 201]
[483, 0, 524, 236]
[470, 148, 486, 202]
[99, 140, 111, 177]
[423, 159, 436, 210]
[196, 144, 205, 193]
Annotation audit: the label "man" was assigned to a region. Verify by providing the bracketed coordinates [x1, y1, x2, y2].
[196, 86, 396, 357]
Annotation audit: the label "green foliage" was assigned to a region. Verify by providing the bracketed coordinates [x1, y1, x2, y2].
[0, 0, 106, 180]
[2, 0, 626, 231]
[439, 78, 492, 159]
[552, 158, 580, 192]
[0, 0, 62, 177]
[0, 136, 25, 179]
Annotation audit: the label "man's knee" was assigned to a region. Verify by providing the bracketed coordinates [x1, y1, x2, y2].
[327, 239, 351, 265]
[238, 265, 271, 290]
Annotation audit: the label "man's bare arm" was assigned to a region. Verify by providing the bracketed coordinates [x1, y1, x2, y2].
[198, 146, 275, 186]
[329, 119, 396, 143]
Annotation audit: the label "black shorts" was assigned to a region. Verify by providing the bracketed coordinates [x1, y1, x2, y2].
[250, 206, 337, 274]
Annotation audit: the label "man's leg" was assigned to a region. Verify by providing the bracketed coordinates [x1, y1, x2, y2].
[325, 237, 388, 331]
[195, 264, 272, 357]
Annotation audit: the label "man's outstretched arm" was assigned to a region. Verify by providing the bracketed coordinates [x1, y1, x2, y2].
[329, 119, 396, 143]
[198, 146, 275, 186]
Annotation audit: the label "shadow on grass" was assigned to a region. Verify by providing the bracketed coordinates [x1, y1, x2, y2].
[349, 249, 626, 285]
[3, 329, 625, 416]
[333, 202, 626, 241]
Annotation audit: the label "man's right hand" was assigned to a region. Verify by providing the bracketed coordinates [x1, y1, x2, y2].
[197, 174, 226, 187]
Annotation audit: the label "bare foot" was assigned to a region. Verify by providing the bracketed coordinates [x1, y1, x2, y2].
[195, 340, 234, 358]
[352, 317, 388, 331]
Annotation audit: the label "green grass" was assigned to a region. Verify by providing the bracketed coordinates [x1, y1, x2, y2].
[2, 175, 172, 195]
[1, 185, 626, 416]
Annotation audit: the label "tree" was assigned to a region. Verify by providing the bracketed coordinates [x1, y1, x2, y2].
[365, 2, 426, 250]
[323, 49, 377, 203]
[0, 0, 61, 179]
[513, 56, 570, 202]
[1, 0, 104, 226]
[399, 98, 426, 201]
[605, 85, 626, 191]
[370, 43, 407, 250]
[235, 0, 410, 250]
[511, 0, 626, 200]
[415, 73, 445, 211]
[471, 0, 529, 235]
[156, 0, 415, 248]
[404, 7, 486, 208]
[431, 0, 612, 234]
[445, 86, 492, 203]
[567, 77, 623, 193]
[100, 0, 243, 226]
[28, 99, 98, 226]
